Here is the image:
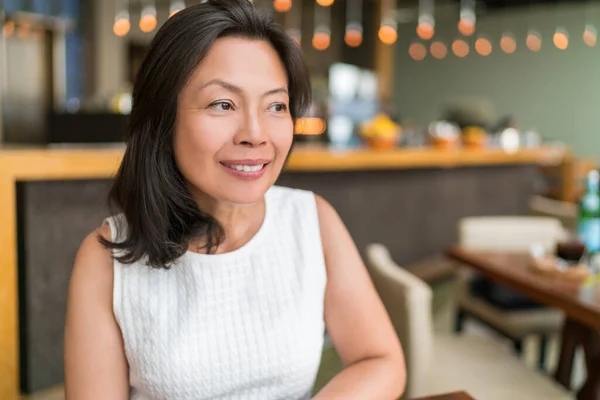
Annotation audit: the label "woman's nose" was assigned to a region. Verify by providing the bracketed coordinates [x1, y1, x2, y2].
[234, 111, 267, 147]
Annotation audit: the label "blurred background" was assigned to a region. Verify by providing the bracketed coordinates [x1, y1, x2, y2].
[1, 0, 599, 157]
[1, 0, 600, 399]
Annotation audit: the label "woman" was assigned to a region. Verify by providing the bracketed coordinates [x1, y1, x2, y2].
[64, 1, 405, 398]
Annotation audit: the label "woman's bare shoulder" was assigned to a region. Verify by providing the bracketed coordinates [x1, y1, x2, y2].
[65, 223, 129, 398]
[70, 222, 114, 294]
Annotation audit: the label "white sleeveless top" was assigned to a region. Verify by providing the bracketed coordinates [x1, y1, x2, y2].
[107, 186, 328, 400]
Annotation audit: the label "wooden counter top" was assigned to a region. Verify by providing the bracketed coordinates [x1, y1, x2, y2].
[286, 146, 569, 171]
[0, 145, 570, 180]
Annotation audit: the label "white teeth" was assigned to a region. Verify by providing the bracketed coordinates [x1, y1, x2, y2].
[226, 164, 265, 172]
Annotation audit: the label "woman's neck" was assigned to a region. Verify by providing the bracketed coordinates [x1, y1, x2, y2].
[189, 192, 266, 254]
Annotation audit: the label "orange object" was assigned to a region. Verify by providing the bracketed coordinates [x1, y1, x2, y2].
[462, 135, 486, 149]
[365, 137, 397, 150]
[431, 136, 459, 150]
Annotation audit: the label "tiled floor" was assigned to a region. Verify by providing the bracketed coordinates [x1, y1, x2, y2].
[24, 279, 586, 399]
[432, 279, 586, 389]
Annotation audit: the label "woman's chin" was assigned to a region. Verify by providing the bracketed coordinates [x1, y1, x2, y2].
[214, 184, 272, 207]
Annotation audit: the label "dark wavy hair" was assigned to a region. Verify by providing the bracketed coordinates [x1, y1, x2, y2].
[99, 0, 311, 268]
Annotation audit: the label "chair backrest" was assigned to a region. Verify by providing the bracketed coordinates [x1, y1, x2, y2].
[459, 216, 567, 253]
[529, 195, 577, 232]
[365, 243, 434, 399]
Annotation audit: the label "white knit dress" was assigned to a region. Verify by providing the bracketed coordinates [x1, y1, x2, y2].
[106, 186, 328, 400]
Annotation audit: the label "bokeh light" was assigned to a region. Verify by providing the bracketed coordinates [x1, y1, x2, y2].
[409, 42, 427, 61]
[500, 33, 517, 54]
[553, 28, 569, 50]
[452, 39, 470, 57]
[526, 30, 542, 52]
[344, 25, 363, 47]
[475, 37, 492, 56]
[379, 24, 398, 45]
[312, 31, 330, 51]
[430, 41, 447, 59]
[417, 21, 435, 40]
[458, 18, 475, 36]
[583, 25, 597, 47]
[273, 0, 292, 13]
[113, 11, 130, 37]
[139, 6, 157, 33]
[295, 118, 327, 135]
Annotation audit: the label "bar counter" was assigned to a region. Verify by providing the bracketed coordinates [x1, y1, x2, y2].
[0, 144, 571, 397]
[0, 144, 569, 177]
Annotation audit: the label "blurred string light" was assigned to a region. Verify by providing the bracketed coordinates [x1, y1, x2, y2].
[475, 36, 492, 56]
[553, 27, 569, 50]
[378, 0, 397, 45]
[582, 0, 597, 47]
[524, 0, 542, 53]
[312, 30, 330, 50]
[312, 0, 331, 50]
[430, 40, 447, 59]
[316, 0, 334, 6]
[458, 0, 475, 36]
[295, 118, 327, 135]
[416, 0, 435, 40]
[497, 7, 515, 54]
[139, 2, 158, 33]
[284, 0, 302, 45]
[526, 30, 542, 52]
[452, 38, 469, 57]
[583, 24, 597, 47]
[500, 32, 517, 54]
[550, 2, 567, 51]
[113, 0, 130, 37]
[169, 0, 186, 18]
[344, 0, 363, 47]
[274, 0, 292, 13]
[408, 41, 427, 60]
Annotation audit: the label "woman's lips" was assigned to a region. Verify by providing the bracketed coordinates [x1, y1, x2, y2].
[219, 160, 271, 180]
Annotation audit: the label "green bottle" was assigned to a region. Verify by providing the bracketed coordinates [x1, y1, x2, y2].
[577, 169, 600, 255]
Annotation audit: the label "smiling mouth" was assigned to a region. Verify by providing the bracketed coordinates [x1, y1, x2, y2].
[219, 162, 270, 172]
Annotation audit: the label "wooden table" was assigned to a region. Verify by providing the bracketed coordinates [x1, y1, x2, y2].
[447, 246, 600, 400]
[410, 391, 475, 400]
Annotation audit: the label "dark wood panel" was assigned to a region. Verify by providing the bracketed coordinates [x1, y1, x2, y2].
[18, 180, 111, 393]
[278, 165, 537, 265]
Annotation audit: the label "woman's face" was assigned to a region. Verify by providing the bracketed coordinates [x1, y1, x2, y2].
[174, 37, 293, 206]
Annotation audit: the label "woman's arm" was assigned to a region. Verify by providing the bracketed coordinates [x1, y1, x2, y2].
[313, 196, 406, 400]
[64, 224, 129, 399]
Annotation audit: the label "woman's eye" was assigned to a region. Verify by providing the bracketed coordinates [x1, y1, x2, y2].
[270, 103, 288, 113]
[211, 102, 233, 111]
